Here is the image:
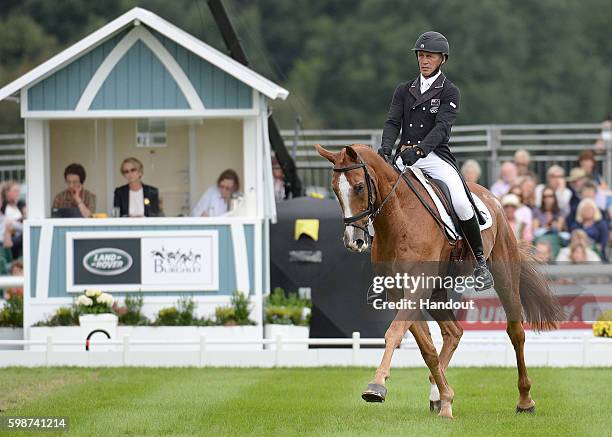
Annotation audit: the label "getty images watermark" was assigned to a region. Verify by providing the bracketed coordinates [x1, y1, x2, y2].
[368, 273, 483, 310]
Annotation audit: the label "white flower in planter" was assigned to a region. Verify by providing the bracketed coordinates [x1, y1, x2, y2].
[85, 289, 102, 298]
[77, 295, 93, 306]
[98, 293, 114, 306]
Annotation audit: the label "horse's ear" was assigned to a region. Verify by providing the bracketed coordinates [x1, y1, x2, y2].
[345, 145, 359, 161]
[314, 144, 336, 163]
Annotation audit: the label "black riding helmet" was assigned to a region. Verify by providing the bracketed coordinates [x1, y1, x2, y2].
[413, 31, 449, 60]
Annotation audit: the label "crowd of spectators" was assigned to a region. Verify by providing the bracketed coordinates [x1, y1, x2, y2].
[468, 146, 611, 264]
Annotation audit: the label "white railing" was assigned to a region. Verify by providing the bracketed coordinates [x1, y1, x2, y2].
[1, 332, 610, 368]
[281, 123, 611, 188]
[0, 275, 24, 287]
[0, 133, 25, 183]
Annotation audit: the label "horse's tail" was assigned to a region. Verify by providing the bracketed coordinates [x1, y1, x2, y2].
[518, 241, 564, 331]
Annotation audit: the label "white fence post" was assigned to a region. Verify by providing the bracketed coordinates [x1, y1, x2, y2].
[274, 335, 283, 367]
[352, 332, 360, 366]
[122, 335, 130, 366]
[199, 335, 207, 367]
[45, 335, 53, 366]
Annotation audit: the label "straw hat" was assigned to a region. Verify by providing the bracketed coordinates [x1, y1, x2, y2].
[567, 167, 587, 182]
[501, 193, 521, 208]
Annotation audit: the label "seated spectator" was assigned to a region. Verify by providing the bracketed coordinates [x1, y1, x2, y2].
[535, 165, 572, 216]
[508, 183, 534, 235]
[533, 186, 565, 236]
[556, 229, 601, 263]
[570, 198, 609, 260]
[519, 175, 537, 208]
[534, 240, 553, 263]
[568, 243, 590, 264]
[3, 260, 23, 300]
[580, 180, 607, 213]
[578, 149, 607, 189]
[513, 149, 537, 179]
[461, 159, 482, 184]
[502, 194, 533, 242]
[1, 181, 22, 222]
[272, 157, 287, 201]
[490, 162, 517, 198]
[566, 167, 588, 229]
[192, 169, 240, 217]
[52, 163, 96, 218]
[114, 158, 160, 217]
[1, 182, 23, 259]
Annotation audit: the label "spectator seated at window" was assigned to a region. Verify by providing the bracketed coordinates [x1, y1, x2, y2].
[192, 169, 241, 217]
[556, 229, 602, 263]
[535, 165, 572, 217]
[52, 163, 96, 218]
[461, 159, 482, 185]
[569, 198, 609, 261]
[490, 162, 517, 198]
[502, 193, 533, 243]
[272, 157, 287, 201]
[114, 157, 160, 217]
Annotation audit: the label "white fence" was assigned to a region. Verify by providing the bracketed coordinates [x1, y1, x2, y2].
[1, 331, 610, 368]
[0, 133, 25, 182]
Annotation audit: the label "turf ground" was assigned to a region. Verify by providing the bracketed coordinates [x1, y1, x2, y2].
[0, 367, 609, 436]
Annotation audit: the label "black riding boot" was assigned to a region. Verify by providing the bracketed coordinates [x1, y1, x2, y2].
[459, 215, 494, 291]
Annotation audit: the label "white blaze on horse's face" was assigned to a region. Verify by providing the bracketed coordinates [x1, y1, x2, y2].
[337, 173, 369, 253]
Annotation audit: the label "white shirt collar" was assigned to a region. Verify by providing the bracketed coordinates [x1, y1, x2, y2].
[420, 70, 442, 94]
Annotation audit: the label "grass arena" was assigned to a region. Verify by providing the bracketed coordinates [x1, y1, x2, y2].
[1, 368, 610, 436]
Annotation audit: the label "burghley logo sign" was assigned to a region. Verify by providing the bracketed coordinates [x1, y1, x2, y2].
[151, 247, 202, 274]
[82, 248, 133, 276]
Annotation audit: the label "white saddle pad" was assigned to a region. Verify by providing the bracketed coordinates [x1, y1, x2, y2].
[409, 167, 493, 240]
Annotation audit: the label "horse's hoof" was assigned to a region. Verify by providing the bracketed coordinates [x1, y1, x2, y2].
[516, 405, 536, 414]
[362, 383, 386, 403]
[429, 400, 441, 413]
[438, 399, 453, 419]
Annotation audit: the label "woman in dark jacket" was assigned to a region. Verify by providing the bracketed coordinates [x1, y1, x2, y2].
[114, 157, 160, 217]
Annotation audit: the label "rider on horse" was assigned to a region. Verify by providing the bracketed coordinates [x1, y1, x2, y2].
[378, 31, 494, 292]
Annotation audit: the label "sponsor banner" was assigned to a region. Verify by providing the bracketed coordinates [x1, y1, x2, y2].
[141, 236, 216, 289]
[66, 231, 219, 291]
[457, 295, 612, 330]
[73, 238, 140, 286]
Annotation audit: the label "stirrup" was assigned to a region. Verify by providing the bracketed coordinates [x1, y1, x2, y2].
[473, 265, 494, 291]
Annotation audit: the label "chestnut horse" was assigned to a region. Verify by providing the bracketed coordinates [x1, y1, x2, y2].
[315, 143, 563, 419]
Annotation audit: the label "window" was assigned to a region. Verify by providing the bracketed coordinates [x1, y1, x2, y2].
[136, 119, 167, 148]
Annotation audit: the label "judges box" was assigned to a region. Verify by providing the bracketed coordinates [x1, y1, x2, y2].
[66, 231, 219, 291]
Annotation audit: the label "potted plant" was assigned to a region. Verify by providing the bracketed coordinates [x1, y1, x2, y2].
[593, 310, 612, 338]
[0, 293, 23, 350]
[76, 289, 118, 351]
[264, 288, 310, 350]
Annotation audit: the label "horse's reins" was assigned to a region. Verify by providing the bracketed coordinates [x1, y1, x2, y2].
[332, 153, 458, 245]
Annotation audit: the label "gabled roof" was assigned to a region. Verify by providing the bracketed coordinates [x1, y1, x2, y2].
[0, 7, 288, 102]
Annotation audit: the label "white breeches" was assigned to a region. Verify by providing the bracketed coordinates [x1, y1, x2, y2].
[396, 151, 475, 220]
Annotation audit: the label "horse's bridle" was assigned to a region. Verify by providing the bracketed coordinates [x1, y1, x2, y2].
[333, 154, 407, 240]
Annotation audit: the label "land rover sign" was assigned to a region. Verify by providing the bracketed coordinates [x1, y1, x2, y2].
[71, 237, 141, 287]
[83, 248, 133, 276]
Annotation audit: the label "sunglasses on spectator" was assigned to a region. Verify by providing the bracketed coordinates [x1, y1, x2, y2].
[543, 194, 555, 198]
[122, 167, 139, 174]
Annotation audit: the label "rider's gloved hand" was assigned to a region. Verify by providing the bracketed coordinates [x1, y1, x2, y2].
[400, 146, 425, 166]
[377, 145, 393, 162]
